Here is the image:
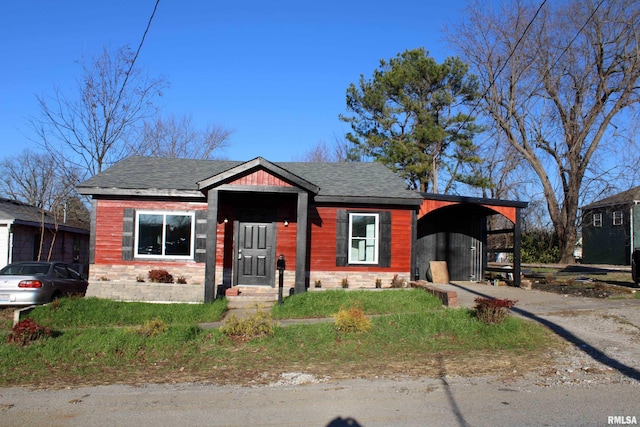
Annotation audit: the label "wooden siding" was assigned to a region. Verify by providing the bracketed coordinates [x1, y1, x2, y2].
[419, 199, 517, 224]
[309, 206, 413, 272]
[93, 199, 207, 265]
[228, 170, 293, 187]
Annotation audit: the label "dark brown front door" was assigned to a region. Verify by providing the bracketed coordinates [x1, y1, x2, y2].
[236, 221, 275, 286]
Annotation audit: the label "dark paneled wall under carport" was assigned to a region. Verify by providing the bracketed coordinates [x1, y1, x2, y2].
[415, 205, 487, 282]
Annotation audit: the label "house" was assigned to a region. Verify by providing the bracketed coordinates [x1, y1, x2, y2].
[77, 156, 528, 303]
[77, 156, 424, 302]
[581, 186, 640, 265]
[0, 197, 90, 273]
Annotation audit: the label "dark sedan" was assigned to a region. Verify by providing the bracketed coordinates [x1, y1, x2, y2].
[0, 262, 88, 306]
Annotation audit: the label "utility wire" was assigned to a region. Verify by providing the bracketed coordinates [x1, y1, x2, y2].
[113, 0, 161, 113]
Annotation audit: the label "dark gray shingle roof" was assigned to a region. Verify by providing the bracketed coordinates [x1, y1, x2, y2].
[0, 198, 89, 232]
[78, 156, 422, 204]
[582, 185, 640, 209]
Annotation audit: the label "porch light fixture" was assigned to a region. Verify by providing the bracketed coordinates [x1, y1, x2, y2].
[223, 217, 229, 223]
[284, 220, 289, 227]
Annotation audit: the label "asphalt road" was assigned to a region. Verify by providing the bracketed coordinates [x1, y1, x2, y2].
[1, 283, 639, 427]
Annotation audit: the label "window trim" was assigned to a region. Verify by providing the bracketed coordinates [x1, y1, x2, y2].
[593, 212, 603, 227]
[613, 211, 623, 226]
[347, 212, 379, 265]
[133, 210, 195, 260]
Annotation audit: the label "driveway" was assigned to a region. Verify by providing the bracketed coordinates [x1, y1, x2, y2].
[1, 283, 639, 426]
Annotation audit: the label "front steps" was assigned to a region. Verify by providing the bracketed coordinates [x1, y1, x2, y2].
[223, 286, 279, 317]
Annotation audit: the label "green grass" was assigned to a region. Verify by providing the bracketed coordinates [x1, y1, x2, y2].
[0, 291, 557, 388]
[271, 288, 442, 318]
[25, 297, 227, 329]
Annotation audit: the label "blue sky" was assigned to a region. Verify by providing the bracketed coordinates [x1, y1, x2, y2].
[1, 0, 467, 164]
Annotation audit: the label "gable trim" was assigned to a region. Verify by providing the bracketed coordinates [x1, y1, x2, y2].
[198, 157, 320, 194]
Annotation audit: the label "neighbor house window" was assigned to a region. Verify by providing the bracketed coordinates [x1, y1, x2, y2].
[593, 212, 602, 227]
[348, 213, 379, 264]
[613, 211, 623, 226]
[135, 211, 194, 258]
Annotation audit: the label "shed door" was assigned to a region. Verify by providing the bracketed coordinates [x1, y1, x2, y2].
[236, 222, 275, 286]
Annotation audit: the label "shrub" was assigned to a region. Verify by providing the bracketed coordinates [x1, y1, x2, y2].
[138, 317, 169, 337]
[333, 306, 371, 333]
[314, 279, 322, 288]
[148, 269, 174, 283]
[176, 276, 187, 284]
[6, 318, 52, 346]
[474, 298, 517, 324]
[375, 278, 382, 288]
[219, 309, 275, 341]
[390, 274, 405, 288]
[341, 278, 349, 288]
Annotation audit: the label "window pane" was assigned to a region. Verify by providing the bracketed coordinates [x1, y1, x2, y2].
[138, 214, 163, 255]
[349, 214, 378, 263]
[165, 215, 192, 256]
[352, 215, 376, 238]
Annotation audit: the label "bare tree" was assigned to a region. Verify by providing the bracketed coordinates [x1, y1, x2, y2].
[451, 0, 640, 263]
[0, 149, 89, 260]
[31, 45, 168, 178]
[135, 114, 232, 159]
[296, 135, 349, 163]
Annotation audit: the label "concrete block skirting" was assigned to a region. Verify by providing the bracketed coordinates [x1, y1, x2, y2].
[86, 281, 204, 303]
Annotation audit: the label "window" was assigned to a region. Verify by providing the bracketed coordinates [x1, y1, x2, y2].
[593, 212, 602, 227]
[613, 211, 623, 226]
[135, 211, 194, 258]
[348, 213, 379, 264]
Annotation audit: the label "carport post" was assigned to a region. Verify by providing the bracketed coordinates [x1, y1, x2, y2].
[513, 207, 522, 287]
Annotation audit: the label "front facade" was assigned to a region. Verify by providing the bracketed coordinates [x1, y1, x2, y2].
[78, 156, 423, 302]
[581, 186, 640, 265]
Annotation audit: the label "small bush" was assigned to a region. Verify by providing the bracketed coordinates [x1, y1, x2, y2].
[474, 298, 517, 324]
[6, 318, 52, 346]
[341, 278, 349, 288]
[138, 317, 169, 337]
[333, 306, 371, 333]
[219, 309, 275, 341]
[315, 279, 322, 288]
[148, 269, 174, 283]
[390, 274, 405, 288]
[136, 276, 145, 283]
[375, 278, 382, 288]
[176, 276, 187, 284]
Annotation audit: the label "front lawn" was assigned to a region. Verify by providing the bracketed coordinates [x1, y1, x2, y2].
[0, 290, 559, 388]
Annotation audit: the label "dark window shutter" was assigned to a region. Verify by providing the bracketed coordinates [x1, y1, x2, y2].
[379, 211, 391, 267]
[122, 208, 134, 261]
[336, 210, 348, 266]
[194, 210, 207, 263]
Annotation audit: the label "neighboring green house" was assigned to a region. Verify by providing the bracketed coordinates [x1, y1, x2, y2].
[581, 186, 640, 265]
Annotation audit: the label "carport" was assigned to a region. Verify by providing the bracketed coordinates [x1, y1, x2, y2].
[414, 194, 528, 287]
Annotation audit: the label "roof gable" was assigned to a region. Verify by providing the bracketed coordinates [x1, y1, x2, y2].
[198, 157, 320, 193]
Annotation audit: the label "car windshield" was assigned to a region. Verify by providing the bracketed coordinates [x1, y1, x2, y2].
[0, 264, 50, 276]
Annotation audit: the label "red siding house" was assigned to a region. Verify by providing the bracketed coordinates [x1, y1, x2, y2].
[77, 156, 424, 302]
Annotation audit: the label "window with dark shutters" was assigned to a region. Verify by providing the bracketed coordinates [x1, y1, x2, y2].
[335, 209, 391, 267]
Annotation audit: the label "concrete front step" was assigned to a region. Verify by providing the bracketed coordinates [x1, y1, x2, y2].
[225, 295, 277, 310]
